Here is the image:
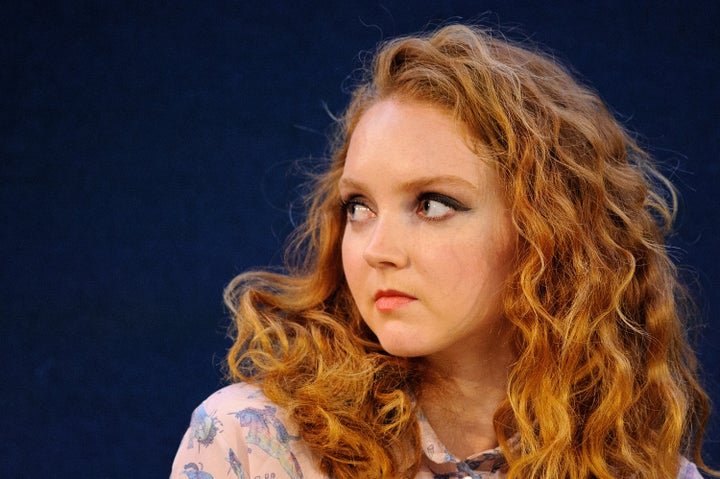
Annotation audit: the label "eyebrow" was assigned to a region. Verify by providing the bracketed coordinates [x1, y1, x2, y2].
[338, 175, 480, 193]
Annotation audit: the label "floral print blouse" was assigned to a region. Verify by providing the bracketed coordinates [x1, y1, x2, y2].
[171, 382, 703, 479]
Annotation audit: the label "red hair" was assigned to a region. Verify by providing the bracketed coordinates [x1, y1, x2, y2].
[225, 24, 713, 479]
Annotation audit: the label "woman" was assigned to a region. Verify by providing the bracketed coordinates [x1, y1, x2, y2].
[171, 24, 713, 479]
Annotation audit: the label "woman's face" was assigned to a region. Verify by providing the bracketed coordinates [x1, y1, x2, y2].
[340, 99, 516, 362]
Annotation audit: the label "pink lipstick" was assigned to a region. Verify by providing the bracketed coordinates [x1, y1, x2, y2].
[374, 290, 416, 312]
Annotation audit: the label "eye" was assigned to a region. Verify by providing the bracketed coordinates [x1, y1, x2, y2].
[342, 198, 375, 222]
[417, 193, 469, 220]
[420, 198, 452, 219]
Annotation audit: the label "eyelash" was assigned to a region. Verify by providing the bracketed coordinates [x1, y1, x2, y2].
[340, 197, 374, 222]
[340, 192, 469, 222]
[417, 193, 470, 217]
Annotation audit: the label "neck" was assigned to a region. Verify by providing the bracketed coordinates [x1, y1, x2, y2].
[419, 337, 513, 459]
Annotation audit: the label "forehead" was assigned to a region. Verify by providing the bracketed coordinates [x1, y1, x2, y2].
[343, 99, 491, 187]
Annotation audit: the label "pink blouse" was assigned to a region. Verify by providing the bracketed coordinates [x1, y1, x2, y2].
[171, 382, 703, 479]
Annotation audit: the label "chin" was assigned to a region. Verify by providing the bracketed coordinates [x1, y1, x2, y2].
[378, 340, 429, 358]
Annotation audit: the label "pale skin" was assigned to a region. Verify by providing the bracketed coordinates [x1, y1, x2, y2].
[340, 98, 517, 457]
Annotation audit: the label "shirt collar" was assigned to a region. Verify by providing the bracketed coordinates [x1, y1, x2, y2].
[418, 410, 508, 478]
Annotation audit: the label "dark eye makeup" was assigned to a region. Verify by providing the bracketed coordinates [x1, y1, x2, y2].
[417, 192, 470, 213]
[339, 192, 470, 222]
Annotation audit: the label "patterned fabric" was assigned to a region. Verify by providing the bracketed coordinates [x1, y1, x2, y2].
[418, 409, 506, 479]
[170, 382, 704, 479]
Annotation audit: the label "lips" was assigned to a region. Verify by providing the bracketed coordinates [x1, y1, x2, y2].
[374, 289, 417, 312]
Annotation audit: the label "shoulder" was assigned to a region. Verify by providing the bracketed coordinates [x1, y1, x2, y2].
[196, 381, 278, 419]
[192, 382, 301, 445]
[677, 456, 704, 479]
[183, 382, 287, 449]
[171, 382, 325, 479]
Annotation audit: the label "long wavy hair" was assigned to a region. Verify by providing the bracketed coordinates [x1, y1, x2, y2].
[224, 24, 712, 479]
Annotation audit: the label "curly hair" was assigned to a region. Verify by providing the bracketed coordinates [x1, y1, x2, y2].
[224, 24, 712, 479]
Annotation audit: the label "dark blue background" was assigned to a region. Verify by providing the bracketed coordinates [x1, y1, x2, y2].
[2, 1, 718, 477]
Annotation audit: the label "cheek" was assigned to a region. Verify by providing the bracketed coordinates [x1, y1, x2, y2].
[341, 234, 371, 315]
[428, 233, 482, 270]
[433, 231, 515, 293]
[341, 231, 360, 283]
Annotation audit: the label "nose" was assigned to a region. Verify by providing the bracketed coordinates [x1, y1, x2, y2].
[362, 217, 409, 269]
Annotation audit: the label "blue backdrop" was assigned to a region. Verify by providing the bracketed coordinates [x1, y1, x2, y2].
[2, 1, 718, 477]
